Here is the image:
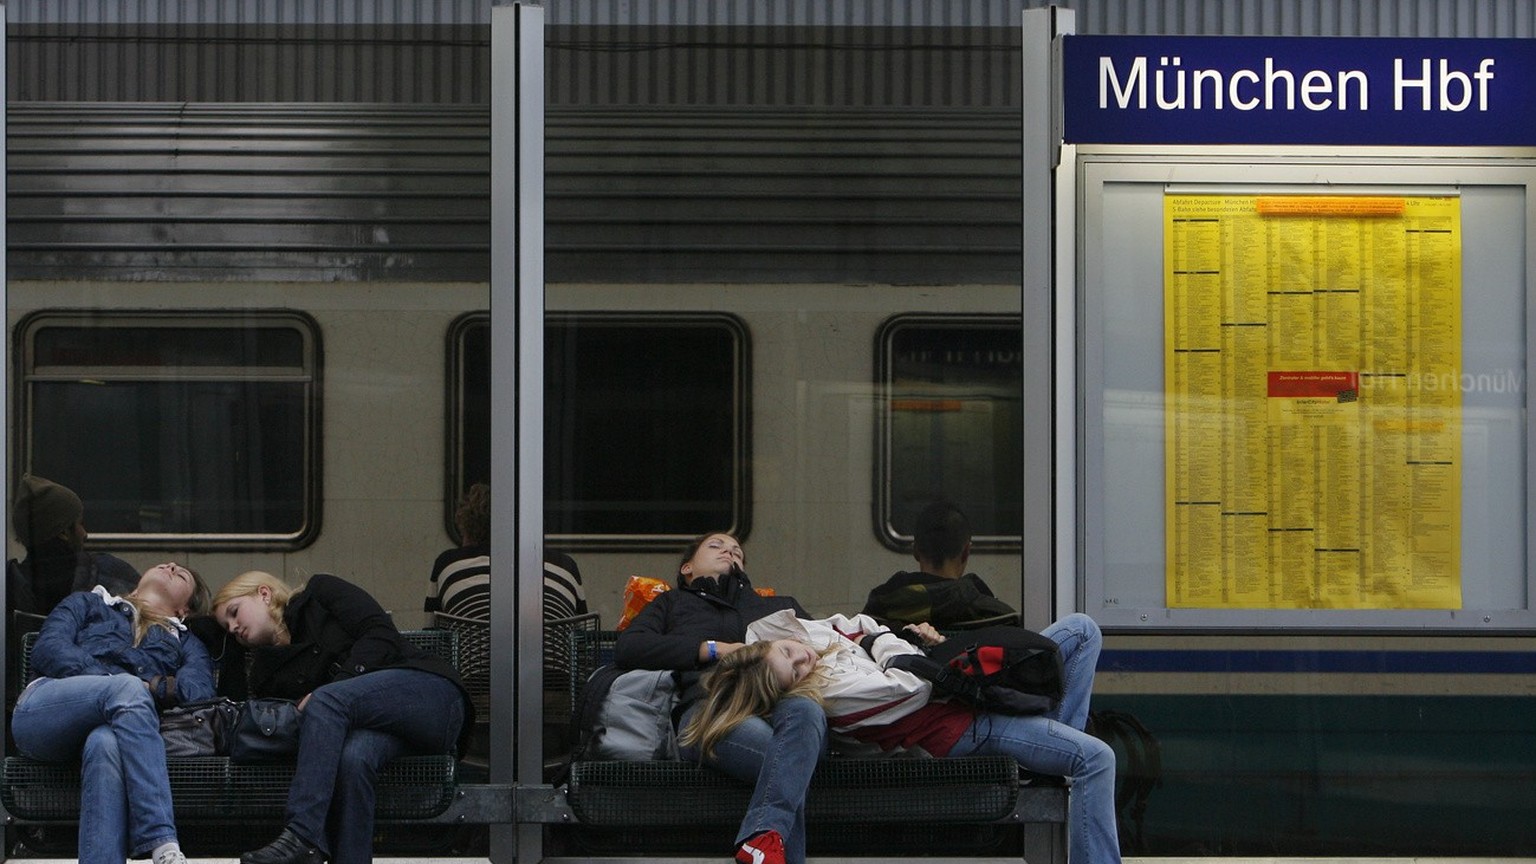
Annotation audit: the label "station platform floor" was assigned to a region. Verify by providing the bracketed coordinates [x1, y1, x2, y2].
[4, 858, 1529, 864]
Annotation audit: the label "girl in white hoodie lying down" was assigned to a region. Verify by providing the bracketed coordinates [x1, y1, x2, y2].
[680, 608, 1120, 864]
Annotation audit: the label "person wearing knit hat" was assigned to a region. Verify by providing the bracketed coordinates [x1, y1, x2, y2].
[7, 474, 143, 711]
[7, 474, 138, 617]
[13, 473, 86, 553]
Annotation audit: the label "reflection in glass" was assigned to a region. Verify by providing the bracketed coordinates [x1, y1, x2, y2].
[880, 315, 1022, 548]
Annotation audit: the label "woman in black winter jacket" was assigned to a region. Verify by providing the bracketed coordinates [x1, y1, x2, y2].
[613, 532, 819, 864]
[211, 571, 471, 864]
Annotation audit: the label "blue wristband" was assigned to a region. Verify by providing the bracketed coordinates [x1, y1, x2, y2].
[707, 640, 718, 661]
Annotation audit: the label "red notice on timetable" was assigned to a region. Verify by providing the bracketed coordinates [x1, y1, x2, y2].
[1267, 371, 1359, 398]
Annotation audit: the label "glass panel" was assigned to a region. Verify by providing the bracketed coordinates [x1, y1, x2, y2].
[880, 316, 1023, 549]
[541, 22, 1029, 683]
[545, 314, 745, 541]
[454, 313, 748, 544]
[1084, 175, 1529, 627]
[1079, 163, 1534, 858]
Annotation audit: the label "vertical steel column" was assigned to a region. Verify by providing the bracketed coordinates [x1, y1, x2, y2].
[0, 6, 11, 854]
[1021, 7, 1076, 862]
[490, 3, 544, 862]
[1020, 5, 1075, 628]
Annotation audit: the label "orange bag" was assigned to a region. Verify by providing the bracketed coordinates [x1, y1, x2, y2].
[614, 576, 777, 631]
[616, 576, 671, 630]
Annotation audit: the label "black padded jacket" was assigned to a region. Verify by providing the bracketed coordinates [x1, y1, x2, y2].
[861, 571, 1018, 629]
[614, 569, 808, 707]
[247, 574, 475, 746]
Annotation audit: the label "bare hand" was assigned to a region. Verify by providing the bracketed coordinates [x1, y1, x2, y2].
[903, 623, 946, 647]
[297, 694, 312, 712]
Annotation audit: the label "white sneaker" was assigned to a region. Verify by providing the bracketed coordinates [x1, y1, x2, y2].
[153, 848, 188, 864]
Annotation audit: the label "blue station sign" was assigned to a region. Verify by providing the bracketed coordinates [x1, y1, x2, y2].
[1062, 35, 1536, 146]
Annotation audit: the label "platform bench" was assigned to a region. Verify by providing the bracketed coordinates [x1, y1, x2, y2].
[536, 630, 1069, 863]
[2, 629, 463, 827]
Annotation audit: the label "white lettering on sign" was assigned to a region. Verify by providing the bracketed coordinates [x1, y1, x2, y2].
[1100, 55, 1496, 114]
[1394, 58, 1495, 111]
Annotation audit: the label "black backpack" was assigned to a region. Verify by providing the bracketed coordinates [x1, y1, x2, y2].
[887, 624, 1063, 715]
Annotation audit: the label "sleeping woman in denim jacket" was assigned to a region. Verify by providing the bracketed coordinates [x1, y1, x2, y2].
[13, 562, 214, 864]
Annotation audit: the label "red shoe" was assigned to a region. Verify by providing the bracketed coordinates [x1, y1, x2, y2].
[735, 830, 785, 864]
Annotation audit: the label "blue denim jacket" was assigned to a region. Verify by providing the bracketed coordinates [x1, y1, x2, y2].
[30, 589, 216, 705]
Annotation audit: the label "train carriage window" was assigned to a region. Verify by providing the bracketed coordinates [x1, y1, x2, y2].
[878, 315, 1023, 551]
[451, 312, 750, 547]
[18, 312, 319, 548]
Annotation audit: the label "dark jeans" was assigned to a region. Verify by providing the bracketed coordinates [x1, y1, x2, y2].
[283, 669, 464, 864]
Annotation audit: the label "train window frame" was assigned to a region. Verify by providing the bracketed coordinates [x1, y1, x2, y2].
[15, 309, 322, 550]
[875, 313, 1024, 553]
[448, 311, 752, 550]
[446, 312, 490, 541]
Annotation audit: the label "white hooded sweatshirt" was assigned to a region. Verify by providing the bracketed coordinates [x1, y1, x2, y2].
[745, 608, 935, 734]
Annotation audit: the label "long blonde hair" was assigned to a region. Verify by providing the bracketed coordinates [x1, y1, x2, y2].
[678, 640, 830, 759]
[211, 570, 296, 644]
[124, 566, 211, 647]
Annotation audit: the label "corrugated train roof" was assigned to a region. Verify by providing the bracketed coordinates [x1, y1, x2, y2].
[7, 102, 1022, 284]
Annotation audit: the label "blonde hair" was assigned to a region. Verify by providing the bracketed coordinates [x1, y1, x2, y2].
[678, 640, 830, 759]
[212, 570, 295, 644]
[124, 565, 210, 647]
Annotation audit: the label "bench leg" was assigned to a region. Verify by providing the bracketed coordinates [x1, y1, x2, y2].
[1022, 822, 1066, 864]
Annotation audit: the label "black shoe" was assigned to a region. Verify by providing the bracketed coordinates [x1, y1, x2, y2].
[240, 828, 326, 864]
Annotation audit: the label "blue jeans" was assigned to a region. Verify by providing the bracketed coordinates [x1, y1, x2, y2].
[1042, 613, 1102, 731]
[948, 613, 1120, 864]
[282, 670, 465, 864]
[11, 674, 179, 864]
[679, 694, 828, 864]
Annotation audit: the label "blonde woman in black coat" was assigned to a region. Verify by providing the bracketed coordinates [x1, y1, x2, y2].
[212, 571, 472, 864]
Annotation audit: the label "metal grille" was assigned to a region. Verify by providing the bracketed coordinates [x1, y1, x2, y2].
[11, 1, 1526, 33]
[568, 628, 620, 708]
[401, 626, 458, 669]
[2, 754, 457, 821]
[567, 756, 1022, 825]
[8, 2, 1533, 104]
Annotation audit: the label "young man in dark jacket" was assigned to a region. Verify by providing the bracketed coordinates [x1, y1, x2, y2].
[861, 499, 1019, 629]
[613, 532, 817, 864]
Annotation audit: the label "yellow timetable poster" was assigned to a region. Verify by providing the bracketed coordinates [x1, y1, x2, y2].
[1164, 194, 1462, 610]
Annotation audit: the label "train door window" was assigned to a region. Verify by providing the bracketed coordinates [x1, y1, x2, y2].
[451, 312, 750, 547]
[877, 315, 1023, 551]
[18, 311, 319, 547]
[449, 313, 492, 527]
